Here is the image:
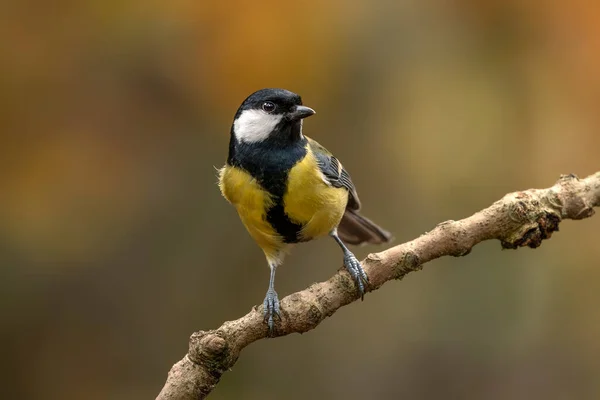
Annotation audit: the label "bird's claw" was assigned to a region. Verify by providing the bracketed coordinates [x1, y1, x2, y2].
[343, 253, 369, 299]
[263, 288, 280, 335]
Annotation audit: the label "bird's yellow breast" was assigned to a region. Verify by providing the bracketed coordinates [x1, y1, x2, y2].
[218, 166, 282, 258]
[284, 148, 348, 240]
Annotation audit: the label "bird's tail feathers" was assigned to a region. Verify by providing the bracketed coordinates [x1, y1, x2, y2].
[337, 209, 393, 246]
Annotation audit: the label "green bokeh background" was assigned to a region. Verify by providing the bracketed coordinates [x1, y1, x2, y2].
[1, 1, 599, 399]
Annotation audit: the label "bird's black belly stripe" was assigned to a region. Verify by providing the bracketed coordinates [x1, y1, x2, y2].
[266, 202, 304, 243]
[229, 136, 308, 243]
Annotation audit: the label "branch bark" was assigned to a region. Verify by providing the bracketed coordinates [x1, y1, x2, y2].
[157, 172, 600, 400]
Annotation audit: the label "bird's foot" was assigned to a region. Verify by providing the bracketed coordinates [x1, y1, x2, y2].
[343, 253, 369, 299]
[263, 288, 280, 335]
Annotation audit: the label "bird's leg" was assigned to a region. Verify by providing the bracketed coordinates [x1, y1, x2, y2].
[330, 229, 369, 299]
[263, 260, 280, 336]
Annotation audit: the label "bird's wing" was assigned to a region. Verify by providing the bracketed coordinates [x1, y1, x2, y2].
[307, 137, 361, 210]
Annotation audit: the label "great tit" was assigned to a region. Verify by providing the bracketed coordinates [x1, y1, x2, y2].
[218, 88, 391, 333]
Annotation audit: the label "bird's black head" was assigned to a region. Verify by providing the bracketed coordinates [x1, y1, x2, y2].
[230, 88, 315, 145]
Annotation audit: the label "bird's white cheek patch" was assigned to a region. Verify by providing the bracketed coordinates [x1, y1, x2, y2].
[233, 109, 284, 143]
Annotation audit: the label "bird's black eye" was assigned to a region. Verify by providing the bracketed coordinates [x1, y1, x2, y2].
[262, 101, 276, 113]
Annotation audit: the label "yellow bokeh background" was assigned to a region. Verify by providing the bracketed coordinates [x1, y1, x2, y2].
[1, 1, 599, 399]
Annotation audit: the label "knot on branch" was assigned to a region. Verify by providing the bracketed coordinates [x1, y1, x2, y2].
[501, 211, 560, 249]
[284, 292, 326, 332]
[394, 250, 421, 280]
[188, 331, 232, 375]
[501, 190, 563, 249]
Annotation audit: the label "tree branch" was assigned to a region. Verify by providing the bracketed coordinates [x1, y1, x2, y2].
[157, 172, 600, 400]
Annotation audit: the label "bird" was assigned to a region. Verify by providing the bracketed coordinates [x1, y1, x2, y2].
[218, 88, 392, 334]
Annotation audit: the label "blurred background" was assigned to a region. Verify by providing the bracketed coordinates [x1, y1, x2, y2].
[1, 0, 599, 399]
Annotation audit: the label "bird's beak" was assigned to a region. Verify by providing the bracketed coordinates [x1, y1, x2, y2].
[289, 105, 316, 121]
